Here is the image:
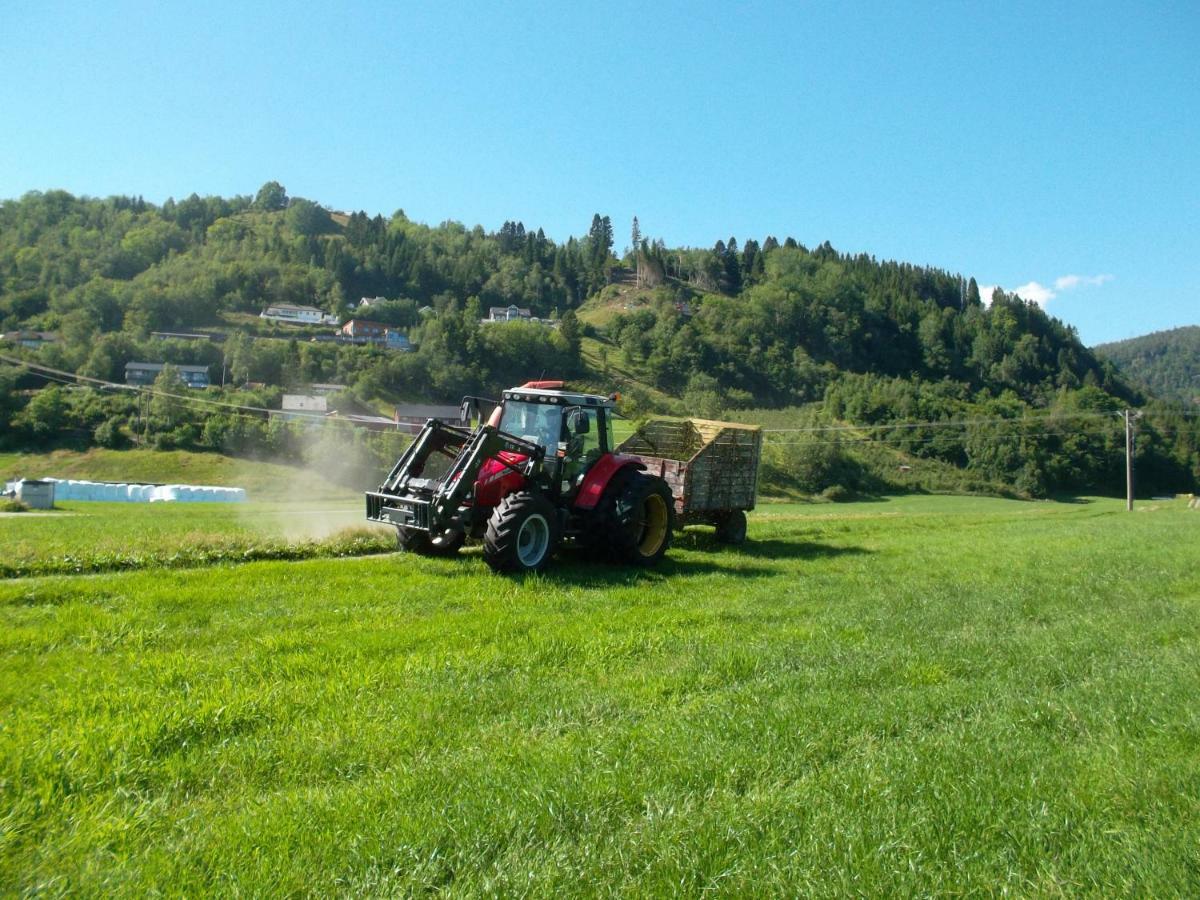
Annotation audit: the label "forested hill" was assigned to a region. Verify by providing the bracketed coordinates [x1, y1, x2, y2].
[1, 184, 1197, 498]
[1096, 327, 1200, 406]
[0, 184, 1127, 401]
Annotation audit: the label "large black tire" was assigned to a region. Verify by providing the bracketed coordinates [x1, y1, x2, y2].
[714, 509, 748, 545]
[483, 491, 560, 573]
[593, 471, 675, 566]
[396, 526, 464, 557]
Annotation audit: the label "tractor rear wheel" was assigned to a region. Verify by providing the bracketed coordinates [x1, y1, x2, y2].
[596, 471, 674, 566]
[714, 509, 748, 544]
[483, 491, 560, 573]
[397, 526, 464, 556]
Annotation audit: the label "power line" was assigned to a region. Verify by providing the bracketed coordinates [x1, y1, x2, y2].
[0, 352, 377, 430]
[5, 351, 1197, 446]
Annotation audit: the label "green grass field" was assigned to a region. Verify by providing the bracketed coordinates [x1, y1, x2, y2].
[2, 495, 1198, 894]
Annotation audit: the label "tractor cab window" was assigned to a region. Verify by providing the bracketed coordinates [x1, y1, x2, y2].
[499, 401, 562, 451]
[567, 407, 603, 464]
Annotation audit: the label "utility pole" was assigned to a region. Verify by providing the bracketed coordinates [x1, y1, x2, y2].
[1123, 409, 1141, 512]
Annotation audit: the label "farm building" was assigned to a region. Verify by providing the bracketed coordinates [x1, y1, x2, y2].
[325, 413, 399, 431]
[5, 479, 55, 509]
[394, 403, 467, 435]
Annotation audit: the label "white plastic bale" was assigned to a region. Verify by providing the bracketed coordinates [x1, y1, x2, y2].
[11, 477, 247, 503]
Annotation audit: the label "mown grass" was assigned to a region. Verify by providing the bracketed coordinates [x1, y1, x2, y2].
[1, 496, 1198, 894]
[0, 499, 393, 577]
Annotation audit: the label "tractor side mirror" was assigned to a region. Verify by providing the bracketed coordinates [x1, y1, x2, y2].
[567, 408, 590, 435]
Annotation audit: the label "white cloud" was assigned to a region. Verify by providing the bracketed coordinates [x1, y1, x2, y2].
[980, 273, 1113, 309]
[1054, 273, 1114, 291]
[1012, 281, 1056, 307]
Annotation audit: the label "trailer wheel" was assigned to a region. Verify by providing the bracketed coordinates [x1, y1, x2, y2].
[483, 491, 560, 573]
[596, 472, 674, 566]
[714, 509, 748, 544]
[397, 526, 464, 556]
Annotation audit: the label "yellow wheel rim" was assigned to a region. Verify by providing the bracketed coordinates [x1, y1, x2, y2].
[637, 493, 669, 557]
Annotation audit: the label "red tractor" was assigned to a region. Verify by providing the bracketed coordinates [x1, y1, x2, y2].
[365, 381, 674, 573]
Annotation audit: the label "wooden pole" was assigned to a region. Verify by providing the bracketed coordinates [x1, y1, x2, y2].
[1125, 409, 1134, 512]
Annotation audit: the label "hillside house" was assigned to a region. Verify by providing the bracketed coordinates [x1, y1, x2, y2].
[260, 303, 339, 326]
[125, 362, 210, 388]
[338, 319, 413, 351]
[486, 305, 533, 323]
[1, 331, 58, 348]
[277, 395, 328, 421]
[339, 319, 388, 341]
[394, 403, 467, 435]
[150, 331, 212, 341]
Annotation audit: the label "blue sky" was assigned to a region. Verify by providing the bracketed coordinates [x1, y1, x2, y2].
[2, 1, 1196, 346]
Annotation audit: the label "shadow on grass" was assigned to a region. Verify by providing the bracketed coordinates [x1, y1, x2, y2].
[521, 533, 872, 587]
[672, 529, 873, 561]
[533, 555, 773, 586]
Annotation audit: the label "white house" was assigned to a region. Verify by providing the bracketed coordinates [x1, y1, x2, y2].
[260, 304, 339, 326]
[277, 395, 328, 422]
[485, 305, 534, 323]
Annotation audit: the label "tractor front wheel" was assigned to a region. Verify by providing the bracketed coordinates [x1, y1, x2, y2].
[483, 491, 560, 573]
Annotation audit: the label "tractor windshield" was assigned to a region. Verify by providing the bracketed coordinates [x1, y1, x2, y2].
[498, 401, 562, 451]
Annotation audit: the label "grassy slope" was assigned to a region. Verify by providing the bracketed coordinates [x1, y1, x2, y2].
[574, 283, 685, 409]
[2, 496, 1198, 894]
[0, 448, 356, 501]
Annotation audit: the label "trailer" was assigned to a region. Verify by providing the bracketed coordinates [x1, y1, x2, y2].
[615, 417, 763, 544]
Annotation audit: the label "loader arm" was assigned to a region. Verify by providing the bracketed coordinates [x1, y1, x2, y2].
[366, 419, 545, 535]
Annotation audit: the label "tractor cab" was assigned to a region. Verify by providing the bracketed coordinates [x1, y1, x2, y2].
[493, 385, 616, 495]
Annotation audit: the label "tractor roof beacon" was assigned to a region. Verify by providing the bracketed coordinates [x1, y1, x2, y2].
[365, 381, 675, 573]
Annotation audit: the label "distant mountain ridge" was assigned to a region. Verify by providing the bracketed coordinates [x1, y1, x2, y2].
[1095, 326, 1200, 405]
